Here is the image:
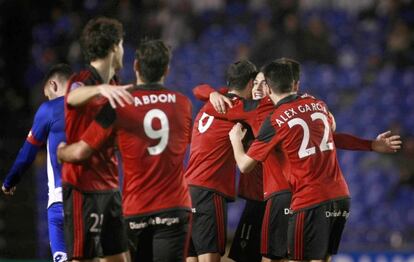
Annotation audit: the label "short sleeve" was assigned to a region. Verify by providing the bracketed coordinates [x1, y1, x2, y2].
[81, 103, 116, 150]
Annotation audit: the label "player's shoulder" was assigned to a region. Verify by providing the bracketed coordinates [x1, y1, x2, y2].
[38, 97, 64, 116]
[256, 113, 276, 142]
[48, 96, 65, 106]
[171, 89, 191, 102]
[298, 93, 322, 103]
[68, 68, 94, 88]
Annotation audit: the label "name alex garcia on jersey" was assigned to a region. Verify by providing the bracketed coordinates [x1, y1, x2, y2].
[275, 102, 328, 127]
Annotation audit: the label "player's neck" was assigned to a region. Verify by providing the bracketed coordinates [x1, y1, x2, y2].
[136, 75, 164, 86]
[269, 92, 296, 105]
[90, 59, 115, 84]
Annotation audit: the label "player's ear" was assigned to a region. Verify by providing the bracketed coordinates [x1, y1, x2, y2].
[50, 80, 59, 93]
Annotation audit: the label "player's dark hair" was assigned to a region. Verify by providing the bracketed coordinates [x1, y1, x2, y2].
[135, 39, 170, 83]
[274, 57, 300, 82]
[81, 17, 124, 62]
[262, 61, 294, 94]
[43, 63, 73, 84]
[226, 60, 258, 91]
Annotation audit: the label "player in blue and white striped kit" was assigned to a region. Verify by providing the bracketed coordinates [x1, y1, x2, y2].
[2, 64, 72, 262]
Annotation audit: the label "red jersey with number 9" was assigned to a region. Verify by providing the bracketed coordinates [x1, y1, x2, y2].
[247, 94, 350, 211]
[81, 84, 192, 217]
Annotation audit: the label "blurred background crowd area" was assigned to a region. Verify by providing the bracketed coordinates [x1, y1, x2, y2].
[0, 0, 414, 258]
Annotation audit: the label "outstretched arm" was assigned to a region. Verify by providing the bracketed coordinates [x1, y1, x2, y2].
[334, 131, 401, 153]
[67, 83, 134, 108]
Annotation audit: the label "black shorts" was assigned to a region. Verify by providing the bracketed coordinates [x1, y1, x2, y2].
[63, 186, 128, 260]
[126, 210, 191, 262]
[287, 198, 350, 260]
[261, 192, 292, 259]
[188, 187, 227, 257]
[228, 199, 266, 262]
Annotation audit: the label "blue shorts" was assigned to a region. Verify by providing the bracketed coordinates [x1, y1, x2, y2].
[48, 203, 67, 262]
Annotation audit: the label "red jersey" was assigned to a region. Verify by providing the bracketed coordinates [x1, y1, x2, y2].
[201, 94, 291, 200]
[82, 84, 192, 217]
[63, 65, 118, 191]
[247, 94, 350, 211]
[185, 95, 239, 200]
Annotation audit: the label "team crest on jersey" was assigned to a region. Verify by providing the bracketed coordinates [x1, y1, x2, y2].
[70, 81, 85, 91]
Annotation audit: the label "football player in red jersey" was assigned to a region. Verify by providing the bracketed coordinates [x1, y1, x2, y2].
[195, 58, 401, 262]
[185, 60, 258, 262]
[58, 17, 133, 262]
[59, 39, 192, 262]
[229, 61, 402, 261]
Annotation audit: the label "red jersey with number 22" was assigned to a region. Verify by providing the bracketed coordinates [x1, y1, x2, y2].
[247, 94, 350, 211]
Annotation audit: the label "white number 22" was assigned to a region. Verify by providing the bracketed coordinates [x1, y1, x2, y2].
[144, 109, 169, 155]
[288, 112, 334, 159]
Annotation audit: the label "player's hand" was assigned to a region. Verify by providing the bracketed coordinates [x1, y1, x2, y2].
[210, 92, 232, 114]
[229, 123, 247, 142]
[57, 142, 67, 164]
[372, 131, 402, 153]
[2, 184, 16, 196]
[98, 84, 134, 109]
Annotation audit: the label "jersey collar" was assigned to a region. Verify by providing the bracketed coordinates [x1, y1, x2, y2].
[86, 65, 119, 84]
[275, 94, 299, 108]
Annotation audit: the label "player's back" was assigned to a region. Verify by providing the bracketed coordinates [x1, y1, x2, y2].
[185, 96, 238, 199]
[115, 84, 192, 216]
[270, 94, 349, 210]
[44, 97, 66, 207]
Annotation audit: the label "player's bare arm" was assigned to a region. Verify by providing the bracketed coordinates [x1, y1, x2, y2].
[67, 83, 134, 109]
[229, 123, 257, 173]
[57, 141, 94, 163]
[372, 130, 402, 153]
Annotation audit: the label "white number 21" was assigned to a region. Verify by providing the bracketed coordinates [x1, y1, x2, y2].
[288, 112, 334, 159]
[144, 109, 169, 155]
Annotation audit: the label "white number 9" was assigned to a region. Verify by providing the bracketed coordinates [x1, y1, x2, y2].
[143, 109, 169, 155]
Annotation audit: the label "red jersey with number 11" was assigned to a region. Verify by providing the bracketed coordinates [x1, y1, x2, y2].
[81, 84, 192, 217]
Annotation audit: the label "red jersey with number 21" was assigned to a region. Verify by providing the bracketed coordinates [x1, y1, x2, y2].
[247, 94, 350, 211]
